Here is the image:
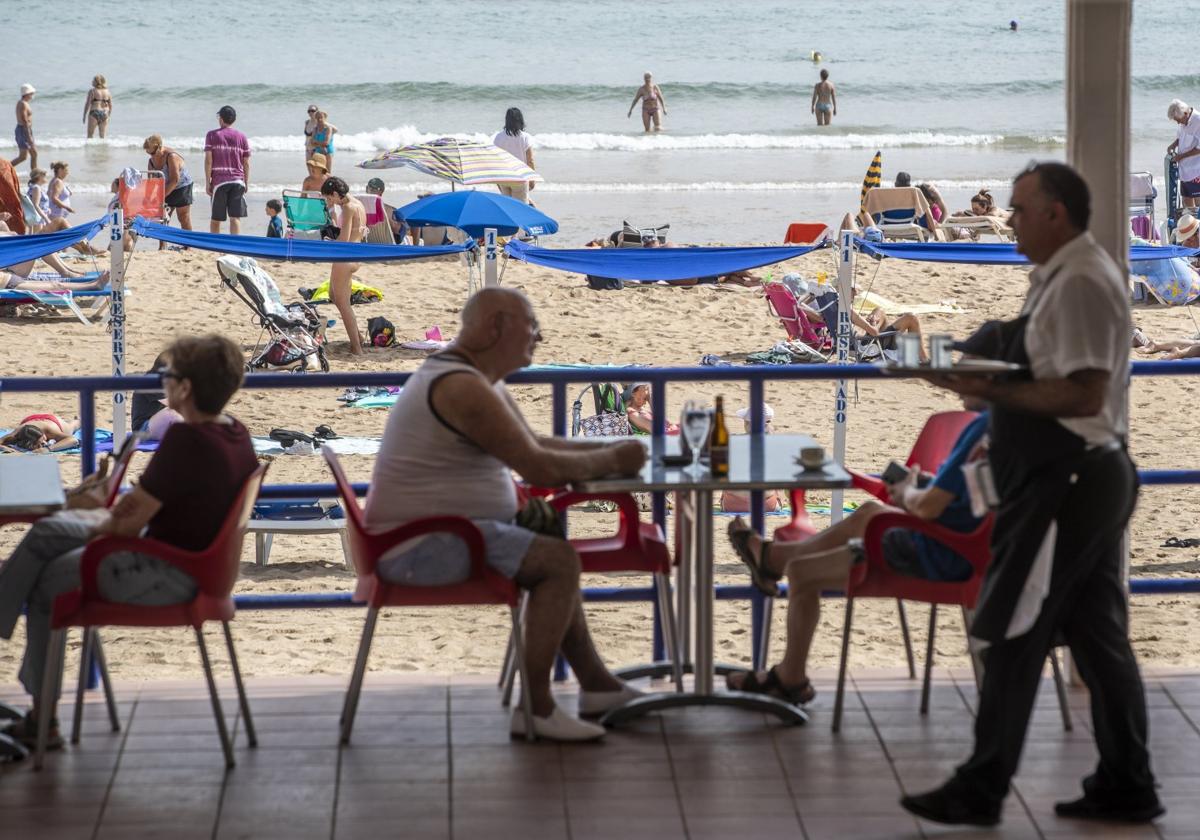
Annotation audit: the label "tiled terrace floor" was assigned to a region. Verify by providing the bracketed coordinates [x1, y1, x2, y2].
[2, 668, 1198, 840]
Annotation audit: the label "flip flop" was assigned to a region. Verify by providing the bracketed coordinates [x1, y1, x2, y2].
[727, 519, 780, 596]
[726, 666, 816, 706]
[1163, 536, 1200, 548]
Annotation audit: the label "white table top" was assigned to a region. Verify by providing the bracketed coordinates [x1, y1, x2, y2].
[574, 434, 851, 493]
[0, 456, 65, 514]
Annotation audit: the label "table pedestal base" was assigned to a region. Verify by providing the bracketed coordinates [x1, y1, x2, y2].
[600, 690, 808, 727]
[615, 661, 746, 682]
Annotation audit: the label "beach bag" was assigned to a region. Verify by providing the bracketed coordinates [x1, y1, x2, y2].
[578, 412, 632, 437]
[368, 316, 396, 347]
[586, 275, 624, 291]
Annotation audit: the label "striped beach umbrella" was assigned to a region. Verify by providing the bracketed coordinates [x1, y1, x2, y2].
[860, 150, 882, 212]
[358, 137, 542, 187]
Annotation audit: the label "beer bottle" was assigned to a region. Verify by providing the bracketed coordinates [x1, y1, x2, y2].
[710, 396, 730, 478]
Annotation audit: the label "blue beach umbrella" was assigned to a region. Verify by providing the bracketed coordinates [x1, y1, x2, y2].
[395, 190, 559, 238]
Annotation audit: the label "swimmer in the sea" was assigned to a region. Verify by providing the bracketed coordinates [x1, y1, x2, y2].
[811, 69, 836, 126]
[628, 72, 667, 133]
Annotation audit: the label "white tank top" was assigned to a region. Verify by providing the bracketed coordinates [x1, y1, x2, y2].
[364, 352, 518, 530]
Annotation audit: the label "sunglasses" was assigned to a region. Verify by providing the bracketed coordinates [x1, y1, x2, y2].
[157, 367, 183, 381]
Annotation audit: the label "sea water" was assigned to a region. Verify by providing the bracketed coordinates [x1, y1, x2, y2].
[6, 0, 1192, 243]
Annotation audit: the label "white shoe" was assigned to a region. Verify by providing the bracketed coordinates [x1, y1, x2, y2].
[578, 682, 644, 716]
[510, 706, 606, 742]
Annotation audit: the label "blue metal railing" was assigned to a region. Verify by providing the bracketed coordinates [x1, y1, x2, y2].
[4, 359, 1200, 671]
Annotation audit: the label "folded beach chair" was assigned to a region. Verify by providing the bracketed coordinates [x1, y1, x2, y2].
[1130, 171, 1157, 240]
[859, 187, 942, 242]
[282, 190, 329, 239]
[357, 194, 394, 244]
[783, 222, 830, 245]
[615, 221, 670, 247]
[118, 170, 166, 222]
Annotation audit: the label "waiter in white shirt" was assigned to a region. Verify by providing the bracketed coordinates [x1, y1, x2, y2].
[900, 163, 1163, 828]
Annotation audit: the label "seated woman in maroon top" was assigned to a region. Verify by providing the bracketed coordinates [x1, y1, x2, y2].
[0, 334, 257, 749]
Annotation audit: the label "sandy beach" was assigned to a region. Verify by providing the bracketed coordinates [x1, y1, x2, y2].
[1, 245, 1198, 688]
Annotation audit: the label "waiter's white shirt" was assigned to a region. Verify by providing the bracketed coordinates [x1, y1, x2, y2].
[1021, 231, 1130, 447]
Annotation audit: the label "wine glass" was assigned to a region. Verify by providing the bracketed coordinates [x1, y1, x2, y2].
[680, 400, 711, 478]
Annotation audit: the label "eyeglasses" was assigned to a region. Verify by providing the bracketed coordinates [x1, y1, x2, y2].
[157, 367, 183, 381]
[307, 108, 317, 114]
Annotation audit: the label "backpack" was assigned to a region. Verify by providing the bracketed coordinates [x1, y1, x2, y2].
[367, 316, 396, 347]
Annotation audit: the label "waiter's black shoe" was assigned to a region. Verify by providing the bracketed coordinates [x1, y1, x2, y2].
[900, 782, 1001, 827]
[1055, 794, 1165, 823]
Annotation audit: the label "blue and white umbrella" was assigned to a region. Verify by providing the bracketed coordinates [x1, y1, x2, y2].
[395, 190, 558, 238]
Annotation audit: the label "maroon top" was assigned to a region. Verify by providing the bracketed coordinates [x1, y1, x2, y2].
[137, 418, 258, 551]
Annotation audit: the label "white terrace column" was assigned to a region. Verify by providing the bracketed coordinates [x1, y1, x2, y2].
[1066, 0, 1132, 273]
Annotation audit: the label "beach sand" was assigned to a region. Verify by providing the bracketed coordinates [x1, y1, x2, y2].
[1, 246, 1198, 688]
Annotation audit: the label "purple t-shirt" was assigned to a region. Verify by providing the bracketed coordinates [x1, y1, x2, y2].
[204, 126, 250, 187]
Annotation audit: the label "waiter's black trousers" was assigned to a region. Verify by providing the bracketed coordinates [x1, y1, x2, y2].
[956, 449, 1156, 804]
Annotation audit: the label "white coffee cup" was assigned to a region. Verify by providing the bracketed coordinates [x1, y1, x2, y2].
[799, 446, 826, 470]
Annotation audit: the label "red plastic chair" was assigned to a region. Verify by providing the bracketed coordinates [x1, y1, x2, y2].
[322, 448, 535, 743]
[498, 484, 683, 702]
[118, 171, 166, 222]
[831, 512, 993, 731]
[35, 463, 267, 770]
[783, 222, 829, 244]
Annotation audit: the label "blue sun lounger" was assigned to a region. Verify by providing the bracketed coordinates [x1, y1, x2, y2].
[0, 285, 115, 325]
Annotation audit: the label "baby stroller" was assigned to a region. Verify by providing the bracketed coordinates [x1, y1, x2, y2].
[216, 255, 330, 372]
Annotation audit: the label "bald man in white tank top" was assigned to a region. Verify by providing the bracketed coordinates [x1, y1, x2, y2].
[367, 288, 646, 742]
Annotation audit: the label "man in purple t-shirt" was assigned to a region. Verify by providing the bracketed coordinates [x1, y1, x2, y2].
[204, 105, 251, 234]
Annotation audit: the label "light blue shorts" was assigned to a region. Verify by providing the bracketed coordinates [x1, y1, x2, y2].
[377, 519, 534, 586]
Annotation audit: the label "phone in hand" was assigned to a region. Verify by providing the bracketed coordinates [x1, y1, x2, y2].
[881, 460, 910, 485]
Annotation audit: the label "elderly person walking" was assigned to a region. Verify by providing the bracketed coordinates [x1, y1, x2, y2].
[82, 75, 113, 139]
[0, 334, 257, 750]
[627, 72, 667, 132]
[901, 162, 1162, 828]
[1168, 99, 1200, 208]
[365, 287, 646, 740]
[144, 134, 194, 232]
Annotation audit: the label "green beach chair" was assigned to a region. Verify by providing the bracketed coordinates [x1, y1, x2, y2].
[282, 190, 329, 238]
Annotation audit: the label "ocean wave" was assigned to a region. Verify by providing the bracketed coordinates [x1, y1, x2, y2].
[0, 129, 1064, 154]
[68, 178, 1015, 195]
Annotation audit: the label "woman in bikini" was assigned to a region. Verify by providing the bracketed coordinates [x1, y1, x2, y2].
[311, 111, 338, 172]
[0, 414, 78, 453]
[303, 105, 320, 160]
[41, 162, 103, 254]
[627, 72, 667, 133]
[82, 76, 113, 139]
[320, 176, 365, 355]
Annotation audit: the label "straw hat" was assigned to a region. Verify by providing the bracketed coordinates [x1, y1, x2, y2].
[1175, 213, 1199, 243]
[306, 153, 329, 172]
[19, 83, 35, 96]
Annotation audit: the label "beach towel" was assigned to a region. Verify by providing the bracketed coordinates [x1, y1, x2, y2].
[856, 290, 967, 316]
[304, 277, 384, 305]
[859, 188, 942, 241]
[253, 435, 382, 455]
[0, 160, 25, 234]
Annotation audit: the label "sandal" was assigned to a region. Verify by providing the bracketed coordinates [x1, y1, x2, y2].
[1163, 536, 1200, 548]
[2, 714, 63, 751]
[728, 519, 780, 596]
[726, 666, 816, 706]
